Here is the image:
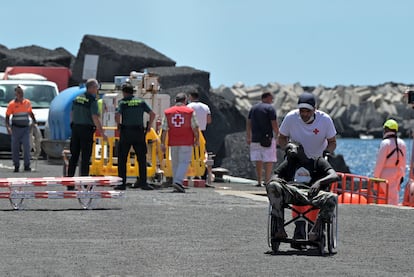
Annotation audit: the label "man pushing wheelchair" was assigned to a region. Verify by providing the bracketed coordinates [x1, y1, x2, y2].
[266, 141, 338, 253]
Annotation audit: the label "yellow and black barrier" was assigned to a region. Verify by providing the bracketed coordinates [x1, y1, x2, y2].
[89, 128, 206, 180]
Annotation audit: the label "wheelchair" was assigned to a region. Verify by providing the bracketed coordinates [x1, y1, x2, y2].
[267, 201, 338, 255]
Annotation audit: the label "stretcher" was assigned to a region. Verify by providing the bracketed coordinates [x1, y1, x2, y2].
[0, 176, 124, 210]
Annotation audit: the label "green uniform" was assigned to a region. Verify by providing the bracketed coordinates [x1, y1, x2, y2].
[68, 92, 99, 178]
[72, 93, 99, 125]
[116, 96, 151, 126]
[117, 95, 153, 187]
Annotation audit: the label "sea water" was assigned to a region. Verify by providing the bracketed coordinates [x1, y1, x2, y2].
[336, 138, 413, 201]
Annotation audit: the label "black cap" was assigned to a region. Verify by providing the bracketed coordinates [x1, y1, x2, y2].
[298, 92, 316, 110]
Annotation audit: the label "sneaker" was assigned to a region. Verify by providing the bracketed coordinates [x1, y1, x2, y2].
[172, 183, 186, 193]
[13, 167, 19, 173]
[114, 185, 126, 190]
[24, 167, 31, 172]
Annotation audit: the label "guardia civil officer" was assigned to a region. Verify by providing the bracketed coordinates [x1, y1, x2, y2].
[114, 82, 156, 190]
[67, 79, 107, 190]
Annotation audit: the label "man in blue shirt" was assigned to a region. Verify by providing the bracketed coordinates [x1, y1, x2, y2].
[246, 91, 279, 187]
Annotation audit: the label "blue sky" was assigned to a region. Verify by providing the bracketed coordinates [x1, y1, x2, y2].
[2, 0, 413, 88]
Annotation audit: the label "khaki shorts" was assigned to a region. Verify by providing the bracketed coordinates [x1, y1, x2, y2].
[250, 139, 277, 162]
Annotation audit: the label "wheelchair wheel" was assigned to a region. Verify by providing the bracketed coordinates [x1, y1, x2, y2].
[327, 204, 338, 254]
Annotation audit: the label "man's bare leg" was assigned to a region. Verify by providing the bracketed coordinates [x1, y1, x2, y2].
[255, 160, 263, 186]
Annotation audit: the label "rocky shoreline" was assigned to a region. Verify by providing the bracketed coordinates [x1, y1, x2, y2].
[1, 34, 410, 179]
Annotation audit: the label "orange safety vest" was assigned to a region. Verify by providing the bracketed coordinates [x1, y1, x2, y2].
[165, 105, 195, 146]
[6, 98, 32, 126]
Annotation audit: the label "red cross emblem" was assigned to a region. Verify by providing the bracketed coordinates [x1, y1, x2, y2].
[313, 128, 320, 135]
[171, 114, 185, 127]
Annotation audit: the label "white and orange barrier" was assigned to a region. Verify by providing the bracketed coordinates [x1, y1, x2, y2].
[403, 179, 414, 207]
[332, 173, 389, 204]
[0, 176, 124, 210]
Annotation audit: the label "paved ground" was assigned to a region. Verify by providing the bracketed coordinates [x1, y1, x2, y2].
[0, 158, 413, 276]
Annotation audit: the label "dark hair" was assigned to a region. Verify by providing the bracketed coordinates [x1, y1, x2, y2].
[190, 91, 199, 99]
[285, 141, 305, 160]
[14, 85, 24, 93]
[261, 91, 272, 100]
[121, 83, 134, 94]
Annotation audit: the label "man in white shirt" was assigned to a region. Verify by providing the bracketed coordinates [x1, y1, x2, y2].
[187, 91, 211, 133]
[278, 92, 337, 159]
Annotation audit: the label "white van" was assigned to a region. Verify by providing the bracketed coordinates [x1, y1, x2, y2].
[0, 75, 59, 151]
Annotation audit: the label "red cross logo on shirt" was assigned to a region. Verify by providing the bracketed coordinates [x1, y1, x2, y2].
[313, 128, 320, 135]
[171, 114, 185, 127]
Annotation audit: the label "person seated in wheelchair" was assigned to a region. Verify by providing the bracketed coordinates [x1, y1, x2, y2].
[266, 141, 338, 244]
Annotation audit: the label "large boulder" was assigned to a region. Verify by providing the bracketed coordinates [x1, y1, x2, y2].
[71, 35, 176, 84]
[0, 45, 74, 70]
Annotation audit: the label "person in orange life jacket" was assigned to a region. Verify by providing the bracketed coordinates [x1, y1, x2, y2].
[114, 82, 156, 191]
[5, 85, 37, 172]
[67, 79, 107, 190]
[373, 119, 406, 205]
[160, 93, 200, 193]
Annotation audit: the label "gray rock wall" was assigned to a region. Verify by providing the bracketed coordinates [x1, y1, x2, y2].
[212, 82, 414, 138]
[211, 82, 412, 180]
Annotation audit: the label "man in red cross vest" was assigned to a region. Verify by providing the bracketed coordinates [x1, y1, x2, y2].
[160, 93, 200, 193]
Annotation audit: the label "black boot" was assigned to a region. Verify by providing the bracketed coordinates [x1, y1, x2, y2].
[114, 184, 126, 190]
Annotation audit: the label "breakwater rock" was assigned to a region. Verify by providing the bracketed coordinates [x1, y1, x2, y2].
[212, 82, 414, 138]
[210, 82, 413, 179]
